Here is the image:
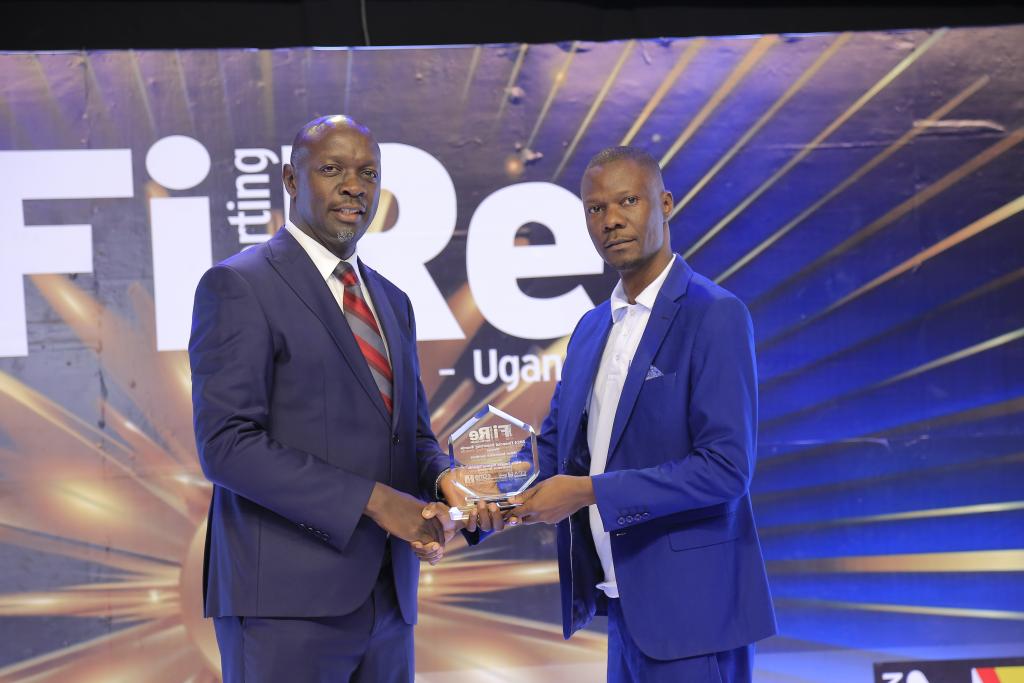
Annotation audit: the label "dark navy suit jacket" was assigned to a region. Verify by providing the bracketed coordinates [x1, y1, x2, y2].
[188, 227, 449, 624]
[536, 255, 777, 660]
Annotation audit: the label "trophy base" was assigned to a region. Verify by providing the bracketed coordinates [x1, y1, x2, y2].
[449, 499, 520, 522]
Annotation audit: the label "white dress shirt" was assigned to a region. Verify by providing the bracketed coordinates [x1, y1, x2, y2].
[587, 257, 675, 598]
[284, 221, 391, 364]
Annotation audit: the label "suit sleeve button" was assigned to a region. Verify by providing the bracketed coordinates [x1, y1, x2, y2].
[617, 516, 625, 525]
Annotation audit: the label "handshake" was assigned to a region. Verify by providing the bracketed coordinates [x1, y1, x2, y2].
[364, 407, 596, 565]
[364, 469, 520, 566]
[365, 467, 597, 566]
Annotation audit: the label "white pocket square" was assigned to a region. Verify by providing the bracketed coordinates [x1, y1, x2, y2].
[645, 365, 664, 381]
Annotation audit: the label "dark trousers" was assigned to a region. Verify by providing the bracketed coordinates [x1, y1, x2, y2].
[214, 568, 412, 683]
[607, 598, 753, 683]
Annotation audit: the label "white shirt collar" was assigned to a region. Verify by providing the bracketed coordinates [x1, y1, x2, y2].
[284, 220, 359, 283]
[609, 256, 675, 322]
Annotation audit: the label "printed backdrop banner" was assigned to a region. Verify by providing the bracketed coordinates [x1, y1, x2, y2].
[0, 25, 1022, 682]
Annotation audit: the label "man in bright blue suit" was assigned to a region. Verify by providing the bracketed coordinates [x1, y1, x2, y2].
[189, 115, 501, 682]
[509, 146, 777, 682]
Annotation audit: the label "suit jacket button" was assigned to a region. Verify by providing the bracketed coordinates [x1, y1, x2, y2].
[392, 433, 400, 445]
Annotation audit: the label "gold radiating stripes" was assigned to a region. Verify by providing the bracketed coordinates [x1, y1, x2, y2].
[525, 41, 579, 151]
[684, 29, 947, 259]
[27, 55, 75, 147]
[760, 501, 1024, 537]
[128, 51, 158, 138]
[878, 327, 1024, 388]
[756, 451, 1024, 504]
[659, 35, 779, 169]
[813, 194, 1024, 326]
[754, 126, 1024, 314]
[716, 74, 990, 283]
[769, 549, 1024, 574]
[620, 39, 705, 146]
[885, 396, 1024, 438]
[775, 597, 1024, 621]
[672, 33, 851, 218]
[494, 43, 528, 126]
[759, 405, 1024, 474]
[763, 325, 1024, 430]
[552, 41, 636, 181]
[258, 50, 275, 140]
[461, 46, 482, 103]
[762, 267, 1024, 391]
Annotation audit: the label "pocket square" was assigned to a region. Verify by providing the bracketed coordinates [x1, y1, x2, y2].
[645, 365, 664, 381]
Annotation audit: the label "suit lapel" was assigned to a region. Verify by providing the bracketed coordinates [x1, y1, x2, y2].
[607, 256, 692, 462]
[360, 263, 406, 430]
[561, 304, 612, 455]
[265, 229, 390, 424]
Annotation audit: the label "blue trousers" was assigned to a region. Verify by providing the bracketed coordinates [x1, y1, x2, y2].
[213, 568, 413, 683]
[607, 598, 753, 683]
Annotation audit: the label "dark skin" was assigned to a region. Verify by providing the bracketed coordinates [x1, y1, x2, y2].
[283, 116, 458, 561]
[283, 115, 381, 261]
[508, 157, 675, 525]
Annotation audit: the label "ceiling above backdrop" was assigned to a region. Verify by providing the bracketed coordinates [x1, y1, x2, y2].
[2, 0, 1024, 51]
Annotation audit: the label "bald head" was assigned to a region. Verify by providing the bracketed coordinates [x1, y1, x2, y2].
[290, 115, 379, 168]
[283, 114, 383, 260]
[584, 146, 664, 192]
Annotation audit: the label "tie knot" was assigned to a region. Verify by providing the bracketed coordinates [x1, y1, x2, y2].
[334, 261, 359, 288]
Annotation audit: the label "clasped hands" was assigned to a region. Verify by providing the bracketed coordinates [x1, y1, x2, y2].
[410, 469, 517, 564]
[383, 473, 596, 566]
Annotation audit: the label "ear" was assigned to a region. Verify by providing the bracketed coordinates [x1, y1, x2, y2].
[283, 164, 298, 199]
[661, 189, 674, 219]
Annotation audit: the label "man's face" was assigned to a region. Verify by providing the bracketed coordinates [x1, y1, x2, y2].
[581, 159, 673, 273]
[284, 123, 381, 259]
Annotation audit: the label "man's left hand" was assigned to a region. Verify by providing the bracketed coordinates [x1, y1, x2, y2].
[505, 475, 596, 525]
[438, 470, 508, 533]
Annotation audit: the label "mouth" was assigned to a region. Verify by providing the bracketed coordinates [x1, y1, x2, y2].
[330, 205, 365, 223]
[604, 237, 634, 250]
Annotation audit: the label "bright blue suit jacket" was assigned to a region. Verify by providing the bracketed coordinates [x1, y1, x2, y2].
[536, 254, 777, 660]
[188, 227, 449, 623]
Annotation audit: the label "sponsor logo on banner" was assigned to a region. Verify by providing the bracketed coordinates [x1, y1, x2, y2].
[875, 658, 1024, 683]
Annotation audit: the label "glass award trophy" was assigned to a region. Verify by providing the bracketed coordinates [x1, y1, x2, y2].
[446, 404, 539, 522]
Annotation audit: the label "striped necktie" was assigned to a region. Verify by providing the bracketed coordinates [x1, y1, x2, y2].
[334, 261, 393, 415]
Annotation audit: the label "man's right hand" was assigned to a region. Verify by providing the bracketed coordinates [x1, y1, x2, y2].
[364, 483, 448, 546]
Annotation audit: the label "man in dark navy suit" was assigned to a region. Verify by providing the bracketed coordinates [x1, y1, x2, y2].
[509, 146, 776, 682]
[189, 115, 502, 682]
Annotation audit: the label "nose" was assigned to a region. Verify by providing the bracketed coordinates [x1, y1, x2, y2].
[603, 206, 625, 232]
[339, 171, 366, 197]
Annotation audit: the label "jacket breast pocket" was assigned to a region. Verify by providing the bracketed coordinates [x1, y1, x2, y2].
[641, 370, 676, 391]
[667, 511, 740, 551]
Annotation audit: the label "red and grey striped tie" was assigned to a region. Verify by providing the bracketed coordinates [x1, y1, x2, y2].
[335, 261, 393, 415]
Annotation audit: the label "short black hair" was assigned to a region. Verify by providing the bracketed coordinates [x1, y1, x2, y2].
[584, 146, 662, 180]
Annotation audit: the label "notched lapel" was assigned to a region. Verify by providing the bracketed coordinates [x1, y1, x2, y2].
[561, 307, 612, 446]
[265, 229, 390, 424]
[607, 256, 693, 463]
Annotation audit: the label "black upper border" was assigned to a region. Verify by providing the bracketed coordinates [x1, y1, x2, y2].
[2, 0, 1023, 51]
